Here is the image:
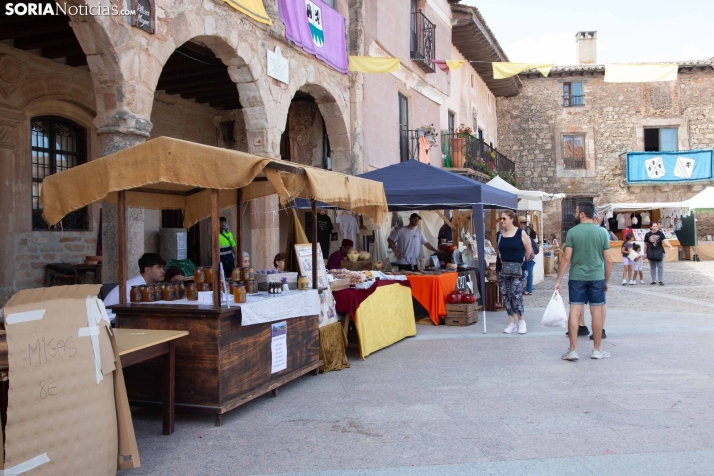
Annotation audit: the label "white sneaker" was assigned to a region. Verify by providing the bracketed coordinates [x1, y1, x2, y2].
[561, 349, 579, 361]
[622, 279, 628, 285]
[518, 320, 527, 334]
[503, 323, 517, 334]
[629, 280, 636, 285]
[591, 349, 611, 359]
[640, 280, 645, 284]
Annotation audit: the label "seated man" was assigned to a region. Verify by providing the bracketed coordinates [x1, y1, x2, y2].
[327, 239, 353, 270]
[241, 251, 250, 268]
[103, 253, 166, 322]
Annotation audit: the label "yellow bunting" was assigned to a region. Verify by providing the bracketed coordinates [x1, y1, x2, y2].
[604, 64, 677, 83]
[220, 0, 272, 26]
[348, 56, 401, 73]
[445, 60, 464, 71]
[492, 62, 554, 79]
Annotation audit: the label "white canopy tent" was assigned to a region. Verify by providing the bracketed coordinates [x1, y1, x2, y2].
[486, 177, 566, 284]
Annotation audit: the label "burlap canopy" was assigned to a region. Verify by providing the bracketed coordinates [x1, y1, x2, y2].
[41, 137, 387, 227]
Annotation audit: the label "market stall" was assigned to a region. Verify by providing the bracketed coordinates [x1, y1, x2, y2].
[39, 136, 388, 424]
[359, 160, 518, 332]
[486, 176, 565, 285]
[680, 187, 714, 261]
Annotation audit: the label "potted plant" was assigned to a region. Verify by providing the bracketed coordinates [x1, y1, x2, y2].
[451, 124, 473, 168]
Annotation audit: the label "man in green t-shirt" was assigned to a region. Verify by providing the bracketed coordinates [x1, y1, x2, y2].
[555, 201, 612, 361]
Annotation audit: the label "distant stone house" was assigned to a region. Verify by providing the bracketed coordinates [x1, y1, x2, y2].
[496, 33, 714, 240]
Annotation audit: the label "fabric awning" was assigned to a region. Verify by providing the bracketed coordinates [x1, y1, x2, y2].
[40, 137, 387, 227]
[486, 176, 566, 211]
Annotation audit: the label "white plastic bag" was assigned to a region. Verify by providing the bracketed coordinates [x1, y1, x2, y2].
[542, 291, 568, 327]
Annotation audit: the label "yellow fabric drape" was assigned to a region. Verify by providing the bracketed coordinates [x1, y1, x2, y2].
[353, 284, 416, 359]
[348, 56, 401, 73]
[604, 64, 677, 83]
[492, 62, 554, 79]
[318, 321, 351, 373]
[445, 60, 464, 71]
[220, 0, 272, 25]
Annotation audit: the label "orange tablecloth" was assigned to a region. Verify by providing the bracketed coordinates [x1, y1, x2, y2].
[406, 273, 459, 325]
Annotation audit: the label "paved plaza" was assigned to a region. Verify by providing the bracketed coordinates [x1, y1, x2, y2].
[121, 262, 714, 475]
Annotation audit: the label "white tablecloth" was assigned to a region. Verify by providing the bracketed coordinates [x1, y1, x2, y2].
[133, 290, 321, 326]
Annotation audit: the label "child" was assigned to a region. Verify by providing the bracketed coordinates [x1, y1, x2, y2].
[621, 233, 635, 285]
[631, 243, 645, 284]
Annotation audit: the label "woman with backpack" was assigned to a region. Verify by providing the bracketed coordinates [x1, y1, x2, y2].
[644, 223, 675, 285]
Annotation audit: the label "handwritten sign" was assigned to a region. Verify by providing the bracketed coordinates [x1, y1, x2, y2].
[131, 0, 155, 34]
[267, 46, 289, 84]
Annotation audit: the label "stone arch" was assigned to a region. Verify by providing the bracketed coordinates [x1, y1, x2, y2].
[279, 81, 352, 173]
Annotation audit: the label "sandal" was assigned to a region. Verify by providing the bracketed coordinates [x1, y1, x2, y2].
[524, 291, 532, 295]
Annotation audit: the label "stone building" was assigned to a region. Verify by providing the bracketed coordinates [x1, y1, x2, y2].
[496, 33, 714, 240]
[0, 0, 354, 305]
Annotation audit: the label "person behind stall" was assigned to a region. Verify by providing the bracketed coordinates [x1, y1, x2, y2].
[388, 213, 439, 271]
[218, 217, 237, 278]
[164, 266, 186, 283]
[327, 239, 354, 270]
[621, 233, 635, 285]
[273, 252, 286, 272]
[241, 251, 250, 268]
[551, 234, 560, 248]
[103, 253, 166, 323]
[631, 243, 645, 284]
[438, 220, 453, 244]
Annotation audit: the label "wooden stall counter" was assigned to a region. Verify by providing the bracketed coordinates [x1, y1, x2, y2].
[112, 290, 322, 426]
[608, 240, 680, 263]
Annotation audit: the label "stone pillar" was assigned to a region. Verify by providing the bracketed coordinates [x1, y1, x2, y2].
[0, 112, 23, 305]
[98, 112, 152, 283]
[250, 195, 280, 271]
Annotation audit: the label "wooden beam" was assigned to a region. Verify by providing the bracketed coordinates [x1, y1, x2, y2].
[117, 190, 127, 317]
[14, 31, 77, 50]
[0, 18, 70, 40]
[211, 189, 221, 309]
[264, 161, 306, 174]
[236, 188, 243, 269]
[311, 200, 318, 290]
[41, 43, 84, 59]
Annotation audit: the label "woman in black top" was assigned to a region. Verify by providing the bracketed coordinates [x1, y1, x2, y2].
[497, 210, 533, 334]
[644, 223, 674, 285]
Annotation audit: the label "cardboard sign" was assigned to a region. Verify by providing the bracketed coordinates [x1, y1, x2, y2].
[2, 285, 140, 473]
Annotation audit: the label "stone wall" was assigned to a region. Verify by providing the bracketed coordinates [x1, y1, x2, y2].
[286, 100, 324, 167]
[497, 68, 714, 239]
[150, 92, 219, 146]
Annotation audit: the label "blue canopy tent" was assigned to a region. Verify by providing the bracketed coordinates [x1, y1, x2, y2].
[358, 160, 518, 333]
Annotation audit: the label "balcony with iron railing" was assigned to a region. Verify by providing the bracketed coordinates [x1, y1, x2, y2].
[441, 132, 516, 183]
[410, 10, 435, 73]
[563, 94, 585, 107]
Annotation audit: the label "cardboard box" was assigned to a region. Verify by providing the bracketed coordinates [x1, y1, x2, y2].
[1, 285, 140, 474]
[340, 259, 372, 271]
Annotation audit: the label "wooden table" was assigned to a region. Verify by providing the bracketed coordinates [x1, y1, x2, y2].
[115, 329, 188, 435]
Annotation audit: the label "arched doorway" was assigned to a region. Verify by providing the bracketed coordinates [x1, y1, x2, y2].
[280, 92, 331, 169]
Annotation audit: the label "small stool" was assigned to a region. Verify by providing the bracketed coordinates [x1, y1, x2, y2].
[44, 263, 77, 287]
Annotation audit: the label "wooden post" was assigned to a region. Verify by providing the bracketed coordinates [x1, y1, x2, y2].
[211, 189, 221, 309]
[490, 210, 497, 244]
[236, 188, 243, 267]
[117, 190, 127, 328]
[311, 200, 318, 290]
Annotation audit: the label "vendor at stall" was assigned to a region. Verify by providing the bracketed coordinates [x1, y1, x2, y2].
[388, 213, 438, 271]
[438, 220, 453, 244]
[273, 252, 286, 272]
[103, 253, 166, 322]
[327, 239, 354, 270]
[242, 251, 250, 267]
[219, 216, 237, 277]
[165, 266, 186, 283]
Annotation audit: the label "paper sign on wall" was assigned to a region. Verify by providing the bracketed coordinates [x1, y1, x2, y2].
[271, 321, 287, 374]
[267, 46, 289, 84]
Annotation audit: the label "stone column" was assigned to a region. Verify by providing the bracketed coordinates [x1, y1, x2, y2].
[0, 112, 23, 305]
[98, 112, 152, 283]
[250, 195, 280, 271]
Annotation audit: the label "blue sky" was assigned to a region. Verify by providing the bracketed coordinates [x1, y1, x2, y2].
[461, 0, 714, 65]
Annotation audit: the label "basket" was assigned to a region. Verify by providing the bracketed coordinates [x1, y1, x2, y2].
[255, 272, 298, 291]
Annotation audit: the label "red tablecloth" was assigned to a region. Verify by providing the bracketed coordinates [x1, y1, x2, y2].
[333, 280, 411, 321]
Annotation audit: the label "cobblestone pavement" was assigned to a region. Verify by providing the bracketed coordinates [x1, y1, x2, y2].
[119, 261, 714, 476]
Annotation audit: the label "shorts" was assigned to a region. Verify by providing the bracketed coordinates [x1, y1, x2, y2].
[632, 260, 643, 271]
[622, 257, 633, 266]
[568, 279, 606, 306]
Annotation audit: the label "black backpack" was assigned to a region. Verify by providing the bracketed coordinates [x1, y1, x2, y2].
[531, 238, 540, 255]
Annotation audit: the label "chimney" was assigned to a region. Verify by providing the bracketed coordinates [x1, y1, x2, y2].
[575, 31, 597, 64]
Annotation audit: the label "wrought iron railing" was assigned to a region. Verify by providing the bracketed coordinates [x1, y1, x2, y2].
[563, 94, 585, 107]
[410, 10, 435, 73]
[441, 132, 515, 176]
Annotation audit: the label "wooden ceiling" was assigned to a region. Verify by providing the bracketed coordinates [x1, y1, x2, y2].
[156, 42, 240, 110]
[0, 13, 88, 67]
[450, 7, 520, 98]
